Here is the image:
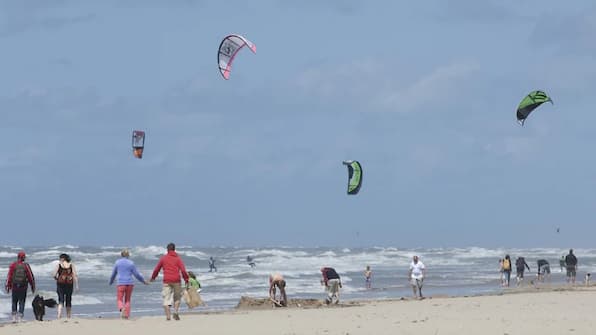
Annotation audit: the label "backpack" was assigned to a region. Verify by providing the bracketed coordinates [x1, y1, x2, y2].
[13, 263, 28, 285]
[503, 258, 511, 270]
[57, 265, 74, 285]
[516, 257, 525, 269]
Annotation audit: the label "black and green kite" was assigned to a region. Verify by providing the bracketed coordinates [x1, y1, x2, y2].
[516, 90, 553, 126]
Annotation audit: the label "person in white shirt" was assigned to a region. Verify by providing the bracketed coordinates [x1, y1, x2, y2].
[408, 255, 426, 299]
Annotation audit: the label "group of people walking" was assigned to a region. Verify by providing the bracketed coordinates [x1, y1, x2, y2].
[4, 243, 193, 322]
[5, 248, 429, 322]
[10, 247, 581, 322]
[499, 249, 579, 287]
[4, 252, 78, 323]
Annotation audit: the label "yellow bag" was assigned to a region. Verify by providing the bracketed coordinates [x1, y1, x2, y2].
[503, 258, 511, 271]
[183, 288, 203, 309]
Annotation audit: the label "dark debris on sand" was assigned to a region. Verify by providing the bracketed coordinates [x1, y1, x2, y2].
[235, 296, 362, 310]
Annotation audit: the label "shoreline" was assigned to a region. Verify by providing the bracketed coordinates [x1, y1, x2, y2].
[2, 284, 594, 334]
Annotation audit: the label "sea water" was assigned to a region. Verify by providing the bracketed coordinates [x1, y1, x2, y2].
[1, 245, 593, 321]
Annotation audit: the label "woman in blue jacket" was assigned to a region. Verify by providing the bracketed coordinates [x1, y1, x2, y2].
[109, 249, 148, 319]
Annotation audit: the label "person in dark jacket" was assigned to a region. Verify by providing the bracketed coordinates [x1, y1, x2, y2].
[565, 249, 578, 284]
[4, 251, 35, 323]
[320, 267, 342, 305]
[515, 257, 531, 286]
[536, 259, 551, 283]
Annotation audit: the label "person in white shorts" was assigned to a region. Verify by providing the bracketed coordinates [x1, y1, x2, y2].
[408, 255, 426, 299]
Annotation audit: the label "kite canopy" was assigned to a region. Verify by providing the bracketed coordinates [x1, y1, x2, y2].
[516, 90, 553, 125]
[132, 130, 145, 159]
[217, 34, 256, 80]
[343, 160, 363, 195]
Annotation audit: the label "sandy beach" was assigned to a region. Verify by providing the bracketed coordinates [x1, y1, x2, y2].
[2, 286, 595, 335]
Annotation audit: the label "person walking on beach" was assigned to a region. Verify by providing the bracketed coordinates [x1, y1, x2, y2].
[565, 249, 578, 285]
[364, 265, 372, 289]
[150, 243, 189, 321]
[408, 255, 426, 299]
[53, 253, 79, 319]
[269, 273, 287, 307]
[498, 259, 505, 286]
[109, 249, 149, 319]
[502, 255, 512, 287]
[5, 251, 35, 323]
[320, 267, 342, 305]
[515, 256, 530, 286]
[536, 259, 551, 283]
[208, 257, 217, 272]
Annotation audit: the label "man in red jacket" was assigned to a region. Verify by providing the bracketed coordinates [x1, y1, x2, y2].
[5, 251, 36, 322]
[150, 243, 189, 321]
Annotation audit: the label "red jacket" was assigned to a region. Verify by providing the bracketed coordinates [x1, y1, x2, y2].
[5, 261, 35, 293]
[151, 250, 189, 284]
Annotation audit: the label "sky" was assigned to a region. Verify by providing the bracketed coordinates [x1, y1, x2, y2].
[1, 0, 596, 248]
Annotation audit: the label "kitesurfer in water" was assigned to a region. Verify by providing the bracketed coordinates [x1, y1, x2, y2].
[208, 257, 217, 272]
[247, 256, 256, 268]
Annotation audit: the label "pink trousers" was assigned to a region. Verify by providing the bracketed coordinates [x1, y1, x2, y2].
[117, 285, 134, 318]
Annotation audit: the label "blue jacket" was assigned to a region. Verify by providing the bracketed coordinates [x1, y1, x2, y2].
[109, 258, 145, 285]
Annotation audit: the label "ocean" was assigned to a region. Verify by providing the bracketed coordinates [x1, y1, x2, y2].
[1, 245, 593, 321]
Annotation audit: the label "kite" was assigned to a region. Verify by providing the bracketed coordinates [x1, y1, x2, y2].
[217, 34, 256, 80]
[343, 160, 363, 195]
[132, 130, 145, 159]
[516, 90, 553, 125]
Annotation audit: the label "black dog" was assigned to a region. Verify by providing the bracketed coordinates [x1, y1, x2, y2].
[32, 295, 58, 321]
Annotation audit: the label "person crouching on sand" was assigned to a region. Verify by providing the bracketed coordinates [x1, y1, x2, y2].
[409, 255, 426, 299]
[320, 267, 342, 305]
[269, 273, 287, 307]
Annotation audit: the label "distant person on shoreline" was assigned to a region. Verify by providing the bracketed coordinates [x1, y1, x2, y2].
[247, 256, 256, 268]
[515, 257, 530, 286]
[5, 251, 35, 323]
[498, 259, 505, 286]
[408, 255, 426, 299]
[364, 265, 372, 289]
[502, 255, 512, 287]
[150, 243, 189, 321]
[53, 253, 79, 320]
[565, 249, 578, 285]
[559, 256, 566, 273]
[269, 273, 287, 307]
[536, 259, 551, 283]
[320, 267, 342, 305]
[208, 257, 217, 272]
[109, 249, 149, 319]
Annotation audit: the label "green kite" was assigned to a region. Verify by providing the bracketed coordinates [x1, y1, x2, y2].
[342, 160, 363, 195]
[517, 90, 553, 126]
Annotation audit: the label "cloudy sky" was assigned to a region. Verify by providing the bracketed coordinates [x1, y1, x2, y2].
[1, 0, 595, 247]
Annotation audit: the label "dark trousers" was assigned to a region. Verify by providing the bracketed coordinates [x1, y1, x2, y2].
[12, 289, 27, 315]
[57, 283, 74, 307]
